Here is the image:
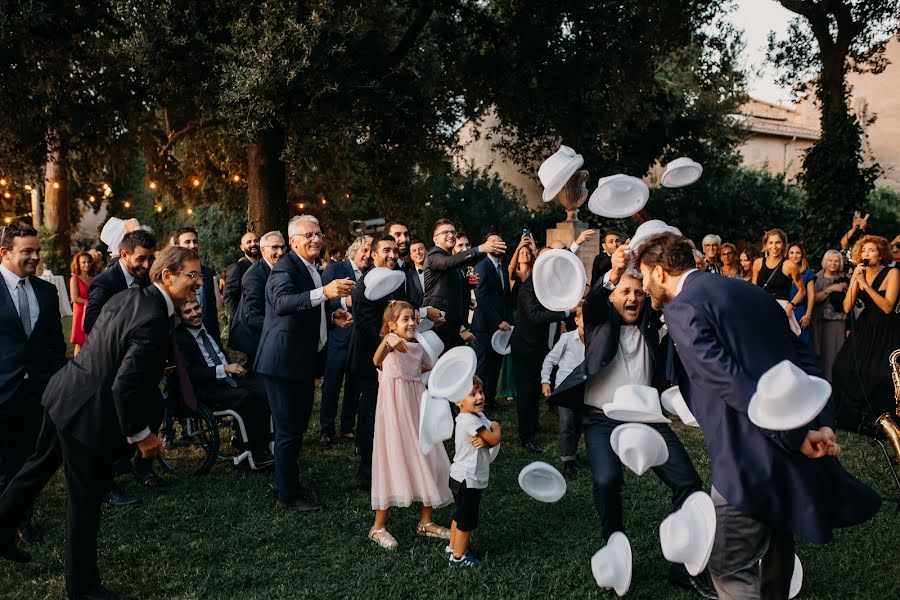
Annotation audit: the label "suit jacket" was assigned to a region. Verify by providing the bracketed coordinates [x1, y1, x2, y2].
[322, 259, 359, 347]
[508, 275, 568, 364]
[471, 257, 510, 334]
[199, 265, 221, 346]
[253, 251, 323, 382]
[590, 252, 612, 287]
[0, 276, 67, 405]
[551, 283, 663, 409]
[229, 260, 271, 357]
[174, 324, 227, 385]
[347, 269, 410, 387]
[43, 286, 170, 449]
[223, 257, 254, 316]
[84, 262, 148, 335]
[666, 271, 880, 543]
[424, 246, 482, 341]
[406, 266, 425, 309]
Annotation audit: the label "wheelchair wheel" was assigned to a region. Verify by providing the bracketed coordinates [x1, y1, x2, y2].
[157, 404, 220, 476]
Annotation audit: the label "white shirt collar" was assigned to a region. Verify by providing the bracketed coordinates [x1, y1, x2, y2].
[0, 263, 28, 291]
[298, 255, 315, 269]
[119, 259, 136, 287]
[674, 268, 699, 296]
[264, 258, 275, 270]
[152, 283, 175, 317]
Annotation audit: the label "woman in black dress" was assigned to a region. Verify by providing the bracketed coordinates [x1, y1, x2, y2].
[751, 228, 806, 335]
[832, 235, 900, 430]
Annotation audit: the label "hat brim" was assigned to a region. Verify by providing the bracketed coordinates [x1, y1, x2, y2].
[748, 376, 831, 431]
[587, 176, 650, 219]
[429, 346, 477, 402]
[417, 318, 434, 332]
[415, 331, 444, 364]
[790, 554, 803, 599]
[603, 406, 671, 424]
[518, 461, 567, 503]
[364, 270, 406, 300]
[681, 491, 716, 576]
[418, 390, 453, 455]
[491, 327, 514, 355]
[661, 162, 703, 188]
[541, 155, 584, 202]
[533, 249, 587, 312]
[591, 532, 632, 596]
[610, 423, 670, 475]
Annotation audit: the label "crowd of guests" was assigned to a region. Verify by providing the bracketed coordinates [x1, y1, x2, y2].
[0, 209, 897, 598]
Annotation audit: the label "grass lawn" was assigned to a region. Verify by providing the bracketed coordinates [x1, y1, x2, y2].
[2, 318, 898, 598]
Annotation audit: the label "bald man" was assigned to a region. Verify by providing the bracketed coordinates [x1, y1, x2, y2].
[224, 232, 260, 316]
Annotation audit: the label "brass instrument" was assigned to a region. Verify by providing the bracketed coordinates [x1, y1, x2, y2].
[873, 349, 900, 500]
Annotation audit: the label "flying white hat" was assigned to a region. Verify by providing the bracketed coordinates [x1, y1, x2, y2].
[603, 385, 671, 424]
[628, 219, 684, 258]
[538, 145, 584, 202]
[660, 386, 699, 428]
[659, 491, 716, 576]
[491, 327, 514, 355]
[100, 217, 127, 255]
[418, 390, 454, 456]
[587, 174, 650, 219]
[363, 267, 406, 301]
[748, 360, 831, 431]
[610, 423, 670, 476]
[428, 345, 477, 403]
[533, 249, 586, 312]
[518, 461, 567, 503]
[590, 532, 633, 597]
[415, 330, 444, 365]
[661, 157, 703, 188]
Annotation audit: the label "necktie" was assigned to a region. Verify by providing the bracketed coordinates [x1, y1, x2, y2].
[198, 329, 237, 387]
[308, 264, 327, 351]
[16, 279, 32, 336]
[497, 263, 505, 291]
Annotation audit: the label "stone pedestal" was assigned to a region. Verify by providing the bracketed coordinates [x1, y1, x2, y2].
[546, 220, 599, 284]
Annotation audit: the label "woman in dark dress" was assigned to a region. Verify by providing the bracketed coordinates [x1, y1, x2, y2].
[751, 228, 806, 336]
[832, 235, 900, 430]
[497, 237, 536, 400]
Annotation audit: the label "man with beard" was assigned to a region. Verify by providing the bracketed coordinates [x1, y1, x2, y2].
[223, 232, 260, 316]
[551, 243, 712, 598]
[84, 229, 155, 335]
[635, 232, 881, 598]
[387, 222, 412, 271]
[0, 223, 66, 547]
[173, 227, 221, 346]
[471, 233, 511, 412]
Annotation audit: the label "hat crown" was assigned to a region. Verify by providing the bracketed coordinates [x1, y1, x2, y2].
[538, 145, 579, 186]
[612, 384, 661, 413]
[661, 516, 693, 558]
[756, 360, 814, 417]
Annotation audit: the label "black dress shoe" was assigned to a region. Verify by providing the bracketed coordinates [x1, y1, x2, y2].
[251, 450, 275, 468]
[522, 441, 543, 454]
[136, 471, 168, 489]
[76, 585, 120, 600]
[668, 571, 718, 599]
[0, 536, 31, 562]
[276, 498, 322, 513]
[105, 487, 139, 507]
[562, 461, 577, 481]
[16, 522, 41, 545]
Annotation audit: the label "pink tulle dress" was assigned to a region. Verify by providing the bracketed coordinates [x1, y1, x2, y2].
[371, 342, 452, 510]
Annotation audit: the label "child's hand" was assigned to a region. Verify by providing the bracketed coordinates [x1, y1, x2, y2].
[541, 383, 552, 397]
[385, 333, 408, 353]
[470, 436, 486, 449]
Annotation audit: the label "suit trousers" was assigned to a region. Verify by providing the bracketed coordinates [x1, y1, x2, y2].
[709, 486, 795, 600]
[582, 410, 702, 540]
[474, 333, 502, 408]
[511, 348, 544, 445]
[201, 377, 270, 452]
[0, 380, 42, 527]
[558, 406, 582, 462]
[319, 340, 357, 438]
[355, 375, 379, 482]
[263, 375, 315, 503]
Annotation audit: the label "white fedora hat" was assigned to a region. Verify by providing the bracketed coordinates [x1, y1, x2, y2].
[603, 385, 671, 424]
[659, 491, 716, 576]
[363, 267, 406, 301]
[628, 219, 684, 257]
[590, 532, 632, 596]
[414, 330, 444, 365]
[518, 461, 567, 503]
[491, 327, 514, 355]
[417, 318, 434, 332]
[418, 390, 454, 455]
[538, 145, 584, 202]
[428, 346, 477, 403]
[420, 371, 430, 387]
[748, 360, 831, 431]
[610, 423, 670, 476]
[533, 249, 586, 312]
[660, 386, 699, 428]
[661, 157, 703, 188]
[587, 174, 650, 219]
[100, 217, 127, 254]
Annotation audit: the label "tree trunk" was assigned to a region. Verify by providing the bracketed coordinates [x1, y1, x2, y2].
[247, 127, 288, 236]
[817, 46, 848, 124]
[43, 151, 71, 268]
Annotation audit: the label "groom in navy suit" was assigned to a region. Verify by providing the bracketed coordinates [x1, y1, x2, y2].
[471, 233, 511, 410]
[636, 232, 880, 598]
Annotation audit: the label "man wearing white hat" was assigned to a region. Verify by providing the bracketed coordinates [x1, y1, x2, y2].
[550, 243, 712, 598]
[635, 232, 881, 599]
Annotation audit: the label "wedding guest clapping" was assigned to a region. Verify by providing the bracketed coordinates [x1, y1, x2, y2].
[812, 250, 848, 381]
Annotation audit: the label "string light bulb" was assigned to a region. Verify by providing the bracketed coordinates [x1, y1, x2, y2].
[321, 198, 327, 205]
[123, 201, 131, 209]
[187, 208, 193, 215]
[298, 202, 305, 209]
[232, 175, 241, 183]
[3, 217, 10, 224]
[3, 192, 11, 199]
[88, 195, 96, 203]
[52, 182, 60, 189]
[192, 178, 200, 187]
[155, 204, 163, 213]
[24, 185, 32, 191]
[0, 178, 6, 186]
[149, 181, 157, 190]
[101, 182, 109, 190]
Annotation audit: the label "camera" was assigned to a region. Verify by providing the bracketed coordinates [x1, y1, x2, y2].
[349, 218, 385, 237]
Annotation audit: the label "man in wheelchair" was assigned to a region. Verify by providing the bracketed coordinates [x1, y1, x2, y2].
[172, 299, 274, 468]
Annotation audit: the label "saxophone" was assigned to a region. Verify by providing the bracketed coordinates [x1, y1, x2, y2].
[874, 349, 900, 463]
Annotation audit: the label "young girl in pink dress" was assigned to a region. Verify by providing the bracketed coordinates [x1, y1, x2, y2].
[369, 301, 453, 550]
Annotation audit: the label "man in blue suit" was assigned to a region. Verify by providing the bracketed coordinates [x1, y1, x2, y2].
[471, 233, 510, 411]
[318, 234, 372, 449]
[254, 215, 354, 513]
[635, 232, 881, 598]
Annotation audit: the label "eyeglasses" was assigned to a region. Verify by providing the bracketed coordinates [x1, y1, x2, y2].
[292, 232, 324, 241]
[178, 271, 203, 281]
[436, 230, 457, 238]
[264, 244, 287, 251]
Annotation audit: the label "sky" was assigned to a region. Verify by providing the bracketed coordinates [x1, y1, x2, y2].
[726, 0, 796, 106]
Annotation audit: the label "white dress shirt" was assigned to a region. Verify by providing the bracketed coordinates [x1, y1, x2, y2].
[584, 326, 651, 411]
[541, 330, 585, 387]
[1, 263, 39, 331]
[185, 326, 229, 378]
[298, 255, 327, 350]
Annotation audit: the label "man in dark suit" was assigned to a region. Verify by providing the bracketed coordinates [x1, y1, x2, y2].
[590, 229, 622, 288]
[318, 234, 372, 448]
[0, 246, 201, 599]
[84, 229, 155, 335]
[0, 223, 66, 545]
[174, 299, 272, 467]
[405, 239, 427, 308]
[471, 233, 511, 411]
[424, 218, 505, 350]
[635, 232, 881, 598]
[229, 231, 286, 365]
[254, 215, 354, 513]
[173, 227, 221, 346]
[551, 244, 712, 598]
[222, 231, 260, 316]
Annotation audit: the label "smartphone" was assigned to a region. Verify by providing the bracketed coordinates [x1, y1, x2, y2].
[853, 210, 862, 219]
[523, 228, 531, 238]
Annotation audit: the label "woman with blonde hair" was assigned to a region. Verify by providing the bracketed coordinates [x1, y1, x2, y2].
[812, 249, 848, 380]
